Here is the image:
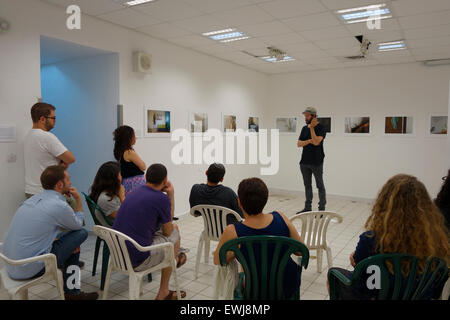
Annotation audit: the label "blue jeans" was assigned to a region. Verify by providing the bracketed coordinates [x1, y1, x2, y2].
[33, 229, 88, 294]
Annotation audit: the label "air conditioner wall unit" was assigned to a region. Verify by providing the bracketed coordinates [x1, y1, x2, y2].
[133, 51, 152, 74]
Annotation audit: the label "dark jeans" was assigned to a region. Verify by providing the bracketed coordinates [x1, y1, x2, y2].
[300, 163, 326, 210]
[32, 229, 88, 294]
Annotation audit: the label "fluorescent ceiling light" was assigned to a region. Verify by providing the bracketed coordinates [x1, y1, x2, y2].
[220, 36, 250, 43]
[337, 4, 386, 13]
[336, 3, 392, 24]
[202, 28, 250, 43]
[202, 29, 235, 36]
[346, 15, 391, 24]
[126, 0, 156, 6]
[210, 32, 245, 41]
[262, 56, 295, 63]
[378, 40, 406, 51]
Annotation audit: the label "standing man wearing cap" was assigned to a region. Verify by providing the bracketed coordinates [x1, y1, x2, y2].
[297, 107, 327, 213]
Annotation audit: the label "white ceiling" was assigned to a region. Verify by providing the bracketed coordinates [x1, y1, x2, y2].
[41, 0, 450, 74]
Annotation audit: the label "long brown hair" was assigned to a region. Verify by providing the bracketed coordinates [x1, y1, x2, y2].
[113, 125, 134, 161]
[365, 174, 449, 270]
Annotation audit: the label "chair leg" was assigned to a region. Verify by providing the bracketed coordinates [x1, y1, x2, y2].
[102, 263, 113, 300]
[195, 232, 204, 280]
[100, 242, 110, 291]
[128, 274, 141, 300]
[317, 248, 323, 273]
[56, 270, 65, 300]
[92, 237, 102, 276]
[204, 238, 210, 264]
[326, 247, 333, 269]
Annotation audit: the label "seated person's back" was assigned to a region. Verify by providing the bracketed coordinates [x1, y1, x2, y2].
[214, 177, 305, 298]
[113, 183, 171, 268]
[329, 174, 450, 300]
[189, 163, 243, 225]
[89, 161, 125, 226]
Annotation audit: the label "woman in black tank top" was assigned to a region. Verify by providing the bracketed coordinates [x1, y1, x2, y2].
[113, 126, 146, 197]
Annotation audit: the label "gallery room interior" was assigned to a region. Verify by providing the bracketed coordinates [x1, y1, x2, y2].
[0, 0, 449, 302]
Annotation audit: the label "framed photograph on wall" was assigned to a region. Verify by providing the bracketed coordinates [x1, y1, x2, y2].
[384, 116, 414, 135]
[344, 116, 370, 135]
[144, 107, 171, 137]
[222, 114, 237, 132]
[317, 116, 332, 135]
[189, 112, 208, 133]
[429, 115, 448, 136]
[276, 117, 297, 133]
[248, 116, 259, 132]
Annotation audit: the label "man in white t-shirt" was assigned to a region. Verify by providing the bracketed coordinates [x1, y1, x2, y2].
[24, 102, 75, 197]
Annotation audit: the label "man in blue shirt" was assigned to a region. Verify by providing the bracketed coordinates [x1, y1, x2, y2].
[2, 165, 98, 300]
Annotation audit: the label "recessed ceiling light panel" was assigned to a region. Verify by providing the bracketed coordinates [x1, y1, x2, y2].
[202, 28, 250, 43]
[336, 3, 392, 24]
[378, 40, 406, 52]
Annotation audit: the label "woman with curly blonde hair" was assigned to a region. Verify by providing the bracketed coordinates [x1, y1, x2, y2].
[328, 174, 449, 299]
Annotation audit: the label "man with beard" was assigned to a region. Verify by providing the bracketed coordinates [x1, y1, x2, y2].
[23, 103, 85, 269]
[24, 102, 75, 198]
[297, 107, 327, 213]
[2, 166, 98, 300]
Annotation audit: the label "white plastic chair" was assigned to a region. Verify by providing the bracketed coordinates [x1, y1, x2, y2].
[0, 243, 65, 300]
[190, 205, 243, 279]
[289, 211, 343, 273]
[93, 226, 181, 300]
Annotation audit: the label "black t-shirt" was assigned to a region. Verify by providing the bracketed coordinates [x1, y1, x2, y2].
[299, 123, 326, 165]
[120, 155, 145, 179]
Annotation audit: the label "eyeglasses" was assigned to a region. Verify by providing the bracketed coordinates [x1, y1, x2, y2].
[45, 116, 56, 120]
[443, 176, 447, 181]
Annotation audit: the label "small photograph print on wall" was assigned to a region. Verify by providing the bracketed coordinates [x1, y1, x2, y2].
[248, 117, 259, 132]
[190, 112, 208, 133]
[385, 116, 413, 134]
[345, 117, 370, 134]
[430, 116, 448, 135]
[223, 114, 237, 132]
[317, 117, 332, 133]
[146, 109, 171, 134]
[276, 117, 297, 133]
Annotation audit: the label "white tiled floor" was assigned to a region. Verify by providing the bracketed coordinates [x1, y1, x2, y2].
[26, 193, 373, 300]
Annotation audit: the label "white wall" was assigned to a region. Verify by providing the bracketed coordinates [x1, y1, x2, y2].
[0, 0, 268, 238]
[264, 63, 450, 201]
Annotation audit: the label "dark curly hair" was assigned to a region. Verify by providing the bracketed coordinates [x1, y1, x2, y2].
[89, 161, 121, 203]
[238, 177, 269, 215]
[435, 169, 450, 229]
[113, 125, 135, 161]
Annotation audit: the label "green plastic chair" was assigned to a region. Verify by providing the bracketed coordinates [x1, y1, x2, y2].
[328, 253, 449, 300]
[82, 192, 152, 290]
[219, 235, 310, 300]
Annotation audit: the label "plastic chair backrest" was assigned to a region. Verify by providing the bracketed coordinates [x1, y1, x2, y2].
[93, 225, 142, 274]
[82, 192, 113, 227]
[219, 235, 310, 300]
[191, 205, 242, 241]
[290, 211, 343, 249]
[350, 253, 449, 300]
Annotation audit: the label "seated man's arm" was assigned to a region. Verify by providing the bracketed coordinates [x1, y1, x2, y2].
[161, 221, 174, 238]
